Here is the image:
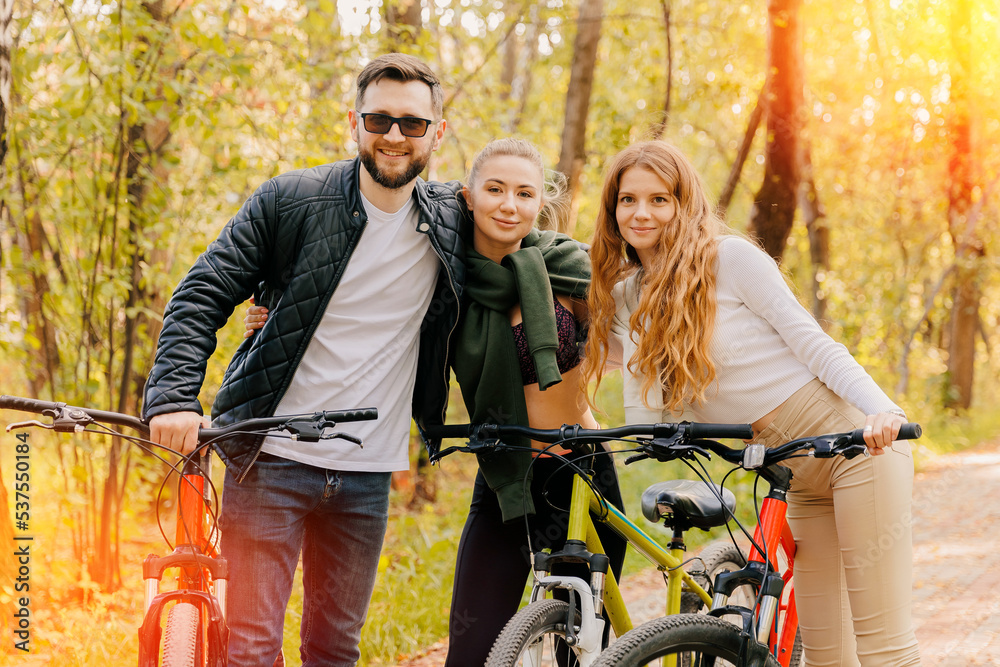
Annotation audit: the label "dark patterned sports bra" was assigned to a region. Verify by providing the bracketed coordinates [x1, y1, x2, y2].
[511, 299, 582, 386]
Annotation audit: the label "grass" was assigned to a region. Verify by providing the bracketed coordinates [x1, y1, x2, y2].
[908, 404, 1000, 468]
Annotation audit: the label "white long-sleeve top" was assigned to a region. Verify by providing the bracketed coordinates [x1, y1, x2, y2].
[612, 235, 903, 425]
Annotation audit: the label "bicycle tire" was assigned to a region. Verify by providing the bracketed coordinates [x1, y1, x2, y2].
[485, 599, 585, 667]
[686, 541, 803, 667]
[161, 602, 199, 667]
[592, 614, 782, 667]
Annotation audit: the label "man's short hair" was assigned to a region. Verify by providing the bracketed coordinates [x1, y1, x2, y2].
[355, 53, 444, 120]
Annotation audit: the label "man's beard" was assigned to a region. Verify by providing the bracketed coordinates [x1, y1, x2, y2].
[359, 143, 432, 190]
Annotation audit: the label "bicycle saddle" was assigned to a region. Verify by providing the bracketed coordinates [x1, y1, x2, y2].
[641, 480, 736, 530]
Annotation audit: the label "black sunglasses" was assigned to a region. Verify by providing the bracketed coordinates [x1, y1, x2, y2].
[359, 112, 436, 138]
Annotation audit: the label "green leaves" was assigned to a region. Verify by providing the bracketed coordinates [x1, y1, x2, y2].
[3, 0, 997, 448]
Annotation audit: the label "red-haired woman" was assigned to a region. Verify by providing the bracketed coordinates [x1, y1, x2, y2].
[583, 140, 920, 667]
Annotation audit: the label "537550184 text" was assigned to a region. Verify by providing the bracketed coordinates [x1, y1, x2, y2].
[12, 430, 32, 653]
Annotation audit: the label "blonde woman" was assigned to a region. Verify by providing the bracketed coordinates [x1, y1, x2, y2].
[584, 141, 920, 667]
[247, 138, 626, 665]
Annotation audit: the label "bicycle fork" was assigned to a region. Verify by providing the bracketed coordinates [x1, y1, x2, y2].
[523, 475, 615, 666]
[138, 460, 231, 667]
[528, 573, 606, 664]
[711, 466, 799, 666]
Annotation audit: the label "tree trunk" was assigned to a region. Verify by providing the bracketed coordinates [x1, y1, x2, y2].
[16, 204, 61, 397]
[508, 7, 542, 134]
[0, 0, 9, 170]
[944, 0, 979, 410]
[500, 24, 518, 101]
[649, 0, 673, 140]
[747, 0, 804, 263]
[799, 141, 829, 326]
[89, 0, 176, 590]
[384, 0, 422, 45]
[0, 0, 16, 627]
[555, 0, 604, 234]
[717, 81, 766, 218]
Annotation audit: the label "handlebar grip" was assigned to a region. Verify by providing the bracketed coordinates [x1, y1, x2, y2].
[688, 422, 754, 440]
[0, 395, 60, 414]
[422, 424, 475, 440]
[321, 408, 378, 423]
[849, 422, 922, 444]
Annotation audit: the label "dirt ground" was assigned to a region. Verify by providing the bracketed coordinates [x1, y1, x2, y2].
[391, 438, 1000, 666]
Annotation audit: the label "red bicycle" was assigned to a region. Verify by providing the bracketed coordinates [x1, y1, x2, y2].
[591, 421, 921, 666]
[0, 395, 376, 667]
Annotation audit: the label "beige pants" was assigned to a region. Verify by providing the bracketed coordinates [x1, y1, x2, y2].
[756, 378, 921, 667]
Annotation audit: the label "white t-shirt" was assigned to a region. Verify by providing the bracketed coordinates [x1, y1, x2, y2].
[613, 236, 903, 424]
[261, 192, 439, 471]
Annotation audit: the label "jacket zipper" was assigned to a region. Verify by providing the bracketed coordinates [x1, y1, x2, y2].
[422, 213, 460, 423]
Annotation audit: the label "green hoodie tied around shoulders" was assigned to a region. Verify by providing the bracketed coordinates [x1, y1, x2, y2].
[453, 228, 591, 522]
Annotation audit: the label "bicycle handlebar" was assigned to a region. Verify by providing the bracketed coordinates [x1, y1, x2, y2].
[424, 421, 755, 445]
[423, 419, 921, 467]
[0, 395, 63, 414]
[0, 395, 150, 433]
[677, 421, 921, 467]
[0, 395, 378, 443]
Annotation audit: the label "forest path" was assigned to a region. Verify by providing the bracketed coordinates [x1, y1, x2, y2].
[391, 437, 1000, 666]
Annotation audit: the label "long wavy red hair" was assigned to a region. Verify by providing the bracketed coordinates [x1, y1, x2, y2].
[583, 141, 726, 414]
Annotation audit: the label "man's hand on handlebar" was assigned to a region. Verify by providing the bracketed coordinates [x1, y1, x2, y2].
[149, 411, 211, 456]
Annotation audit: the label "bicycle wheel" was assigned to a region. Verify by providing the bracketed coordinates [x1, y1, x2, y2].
[592, 614, 781, 667]
[161, 602, 199, 667]
[486, 599, 585, 667]
[685, 541, 803, 667]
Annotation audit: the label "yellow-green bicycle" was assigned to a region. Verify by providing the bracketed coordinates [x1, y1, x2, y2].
[426, 420, 764, 667]
[429, 418, 920, 667]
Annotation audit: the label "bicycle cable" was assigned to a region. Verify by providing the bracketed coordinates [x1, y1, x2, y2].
[520, 438, 615, 565]
[78, 422, 224, 593]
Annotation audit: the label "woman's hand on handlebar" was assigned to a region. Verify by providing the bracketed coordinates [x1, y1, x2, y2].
[149, 411, 211, 455]
[862, 412, 906, 455]
[244, 297, 267, 339]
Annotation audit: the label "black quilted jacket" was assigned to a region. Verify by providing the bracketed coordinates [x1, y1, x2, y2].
[142, 157, 467, 481]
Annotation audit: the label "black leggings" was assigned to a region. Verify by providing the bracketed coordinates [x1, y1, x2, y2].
[444, 450, 627, 666]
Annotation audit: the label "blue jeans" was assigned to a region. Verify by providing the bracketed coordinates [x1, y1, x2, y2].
[219, 453, 392, 667]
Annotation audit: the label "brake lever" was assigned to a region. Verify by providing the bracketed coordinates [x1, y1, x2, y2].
[642, 436, 710, 463]
[624, 453, 649, 465]
[286, 420, 364, 448]
[6, 420, 54, 432]
[833, 437, 868, 460]
[466, 436, 502, 454]
[7, 405, 94, 433]
[841, 444, 868, 459]
[329, 432, 363, 448]
[429, 445, 461, 463]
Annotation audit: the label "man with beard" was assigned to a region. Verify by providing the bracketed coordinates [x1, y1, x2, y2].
[142, 54, 466, 666]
